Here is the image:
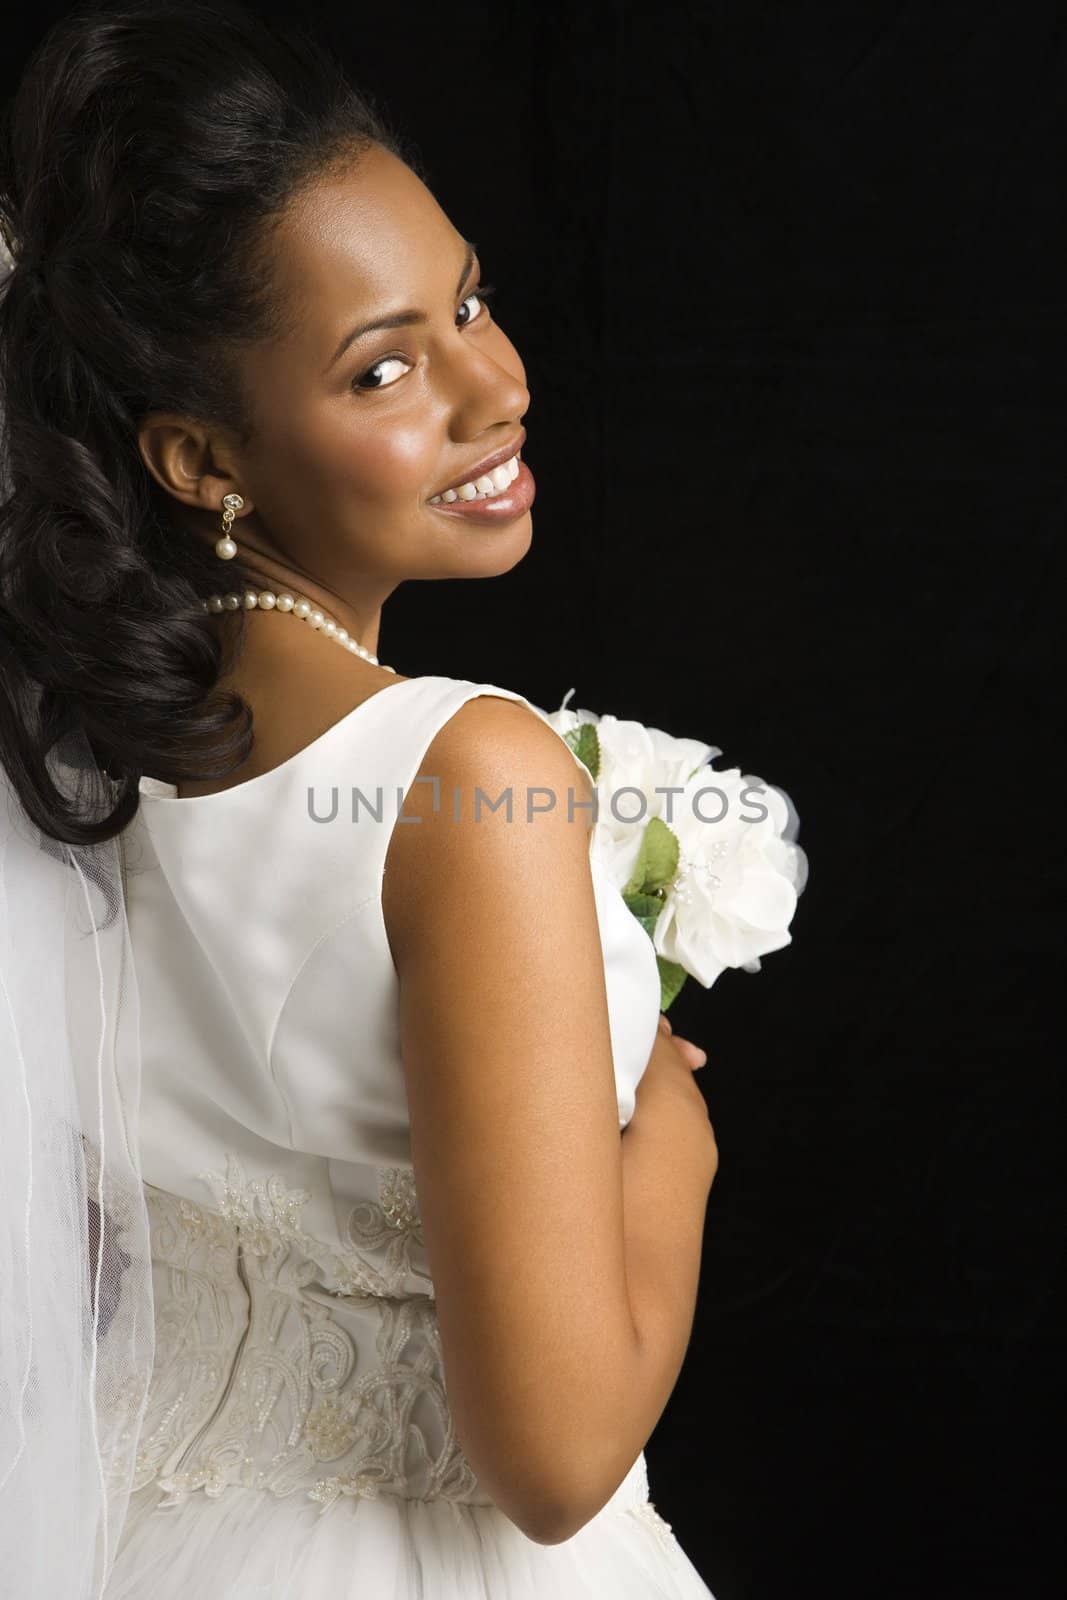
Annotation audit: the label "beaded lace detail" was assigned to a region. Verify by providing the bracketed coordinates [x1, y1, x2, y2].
[133, 1155, 485, 1514]
[198, 1152, 432, 1301]
[133, 1153, 664, 1536]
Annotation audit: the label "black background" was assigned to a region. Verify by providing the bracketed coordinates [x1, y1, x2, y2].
[5, 4, 1063, 1596]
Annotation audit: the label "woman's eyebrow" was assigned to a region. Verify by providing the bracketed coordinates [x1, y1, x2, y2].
[324, 239, 477, 373]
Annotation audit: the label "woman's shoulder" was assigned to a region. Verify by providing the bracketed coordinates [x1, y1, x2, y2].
[420, 679, 595, 795]
[381, 682, 598, 970]
[384, 680, 597, 864]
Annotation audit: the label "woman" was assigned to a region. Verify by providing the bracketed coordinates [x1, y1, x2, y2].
[0, 2, 718, 1595]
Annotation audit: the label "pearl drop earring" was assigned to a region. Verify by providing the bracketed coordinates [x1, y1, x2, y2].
[215, 493, 244, 560]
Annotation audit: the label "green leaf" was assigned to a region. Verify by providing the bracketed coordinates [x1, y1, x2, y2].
[622, 891, 665, 939]
[622, 815, 680, 897]
[563, 722, 600, 782]
[657, 956, 688, 1012]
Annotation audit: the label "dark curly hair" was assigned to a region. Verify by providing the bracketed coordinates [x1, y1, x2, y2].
[0, 0, 410, 845]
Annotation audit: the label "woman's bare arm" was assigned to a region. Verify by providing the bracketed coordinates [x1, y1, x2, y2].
[381, 695, 716, 1543]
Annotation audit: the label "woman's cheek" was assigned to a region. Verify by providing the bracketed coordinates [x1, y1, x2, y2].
[360, 424, 436, 503]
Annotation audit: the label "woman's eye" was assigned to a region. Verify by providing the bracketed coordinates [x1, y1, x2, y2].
[352, 283, 498, 391]
[456, 282, 497, 328]
[353, 356, 410, 392]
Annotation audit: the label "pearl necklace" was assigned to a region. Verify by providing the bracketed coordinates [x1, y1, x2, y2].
[202, 587, 397, 673]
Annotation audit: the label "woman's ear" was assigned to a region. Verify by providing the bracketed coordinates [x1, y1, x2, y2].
[137, 412, 249, 517]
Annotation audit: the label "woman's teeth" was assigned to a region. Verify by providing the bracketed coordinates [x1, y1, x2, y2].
[429, 453, 521, 504]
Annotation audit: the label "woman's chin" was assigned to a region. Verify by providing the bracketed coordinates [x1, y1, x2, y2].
[430, 507, 534, 573]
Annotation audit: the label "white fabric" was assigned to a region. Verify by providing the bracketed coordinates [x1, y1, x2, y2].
[101, 673, 715, 1596]
[2, 241, 156, 1598]
[0, 730, 155, 1599]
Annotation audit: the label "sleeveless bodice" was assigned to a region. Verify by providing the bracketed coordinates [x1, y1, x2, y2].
[119, 675, 663, 1520]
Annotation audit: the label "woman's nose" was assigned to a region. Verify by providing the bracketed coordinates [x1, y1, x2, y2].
[448, 334, 529, 438]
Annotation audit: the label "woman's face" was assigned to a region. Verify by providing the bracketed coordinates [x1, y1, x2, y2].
[227, 142, 534, 600]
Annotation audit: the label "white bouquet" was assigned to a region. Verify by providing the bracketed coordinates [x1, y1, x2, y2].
[538, 689, 808, 1012]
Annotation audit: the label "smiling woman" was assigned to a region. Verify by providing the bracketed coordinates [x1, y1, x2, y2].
[0, 4, 539, 835]
[0, 2, 717, 1597]
[173, 137, 538, 655]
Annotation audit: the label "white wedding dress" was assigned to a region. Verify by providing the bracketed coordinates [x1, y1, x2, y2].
[104, 673, 715, 1598]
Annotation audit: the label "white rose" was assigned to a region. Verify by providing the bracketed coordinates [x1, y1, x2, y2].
[654, 768, 806, 987]
[541, 692, 719, 893]
[535, 690, 807, 996]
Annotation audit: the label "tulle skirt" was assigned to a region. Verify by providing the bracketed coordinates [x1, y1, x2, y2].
[103, 1449, 715, 1599]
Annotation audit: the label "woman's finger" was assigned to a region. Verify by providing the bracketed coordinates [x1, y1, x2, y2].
[659, 1013, 706, 1067]
[675, 1035, 708, 1069]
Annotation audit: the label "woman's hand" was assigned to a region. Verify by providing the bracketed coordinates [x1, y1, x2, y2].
[630, 1011, 717, 1174]
[657, 1011, 707, 1070]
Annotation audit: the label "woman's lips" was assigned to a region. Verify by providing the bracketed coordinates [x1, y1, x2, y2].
[428, 459, 535, 523]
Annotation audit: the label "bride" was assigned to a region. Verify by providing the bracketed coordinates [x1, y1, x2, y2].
[0, 2, 719, 1595]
